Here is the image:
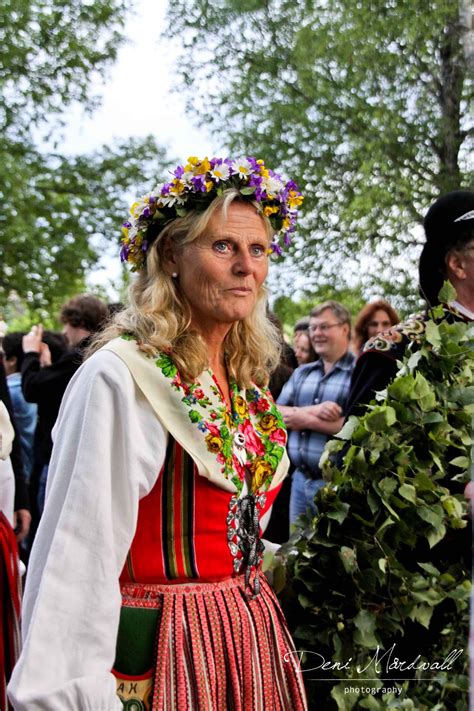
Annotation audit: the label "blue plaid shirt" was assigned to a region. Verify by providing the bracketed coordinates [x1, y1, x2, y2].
[277, 351, 355, 476]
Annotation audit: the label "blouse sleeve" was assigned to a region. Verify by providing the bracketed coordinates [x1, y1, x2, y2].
[8, 350, 167, 710]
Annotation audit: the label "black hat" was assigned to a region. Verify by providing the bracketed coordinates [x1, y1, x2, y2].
[419, 190, 474, 305]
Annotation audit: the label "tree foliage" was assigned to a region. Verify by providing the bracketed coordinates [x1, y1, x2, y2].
[275, 300, 472, 709]
[165, 0, 473, 303]
[0, 0, 172, 315]
[1, 136, 170, 315]
[1, 0, 128, 139]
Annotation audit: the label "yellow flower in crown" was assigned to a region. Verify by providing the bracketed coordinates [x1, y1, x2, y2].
[264, 206, 279, 217]
[205, 434, 223, 454]
[234, 396, 249, 418]
[194, 157, 211, 175]
[257, 414, 278, 434]
[288, 190, 304, 208]
[251, 458, 273, 491]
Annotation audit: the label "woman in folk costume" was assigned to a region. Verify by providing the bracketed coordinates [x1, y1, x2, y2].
[9, 157, 307, 710]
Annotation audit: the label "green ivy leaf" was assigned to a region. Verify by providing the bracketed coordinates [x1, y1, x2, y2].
[425, 321, 442, 349]
[336, 416, 360, 440]
[398, 483, 417, 503]
[339, 546, 357, 573]
[365, 406, 397, 432]
[408, 604, 434, 629]
[353, 609, 378, 648]
[449, 456, 469, 469]
[417, 504, 443, 527]
[438, 280, 457, 303]
[426, 524, 446, 548]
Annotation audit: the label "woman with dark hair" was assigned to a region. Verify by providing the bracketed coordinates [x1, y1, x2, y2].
[293, 328, 317, 365]
[9, 157, 307, 710]
[351, 299, 399, 354]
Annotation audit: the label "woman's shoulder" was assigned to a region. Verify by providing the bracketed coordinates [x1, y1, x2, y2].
[70, 342, 136, 393]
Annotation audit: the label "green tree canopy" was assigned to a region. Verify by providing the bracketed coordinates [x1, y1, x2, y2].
[165, 0, 473, 306]
[0, 0, 172, 316]
[1, 136, 170, 315]
[1, 0, 128, 139]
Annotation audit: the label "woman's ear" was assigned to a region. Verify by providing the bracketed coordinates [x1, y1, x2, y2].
[161, 237, 179, 277]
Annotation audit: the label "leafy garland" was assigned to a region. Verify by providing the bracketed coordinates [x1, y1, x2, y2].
[275, 285, 473, 710]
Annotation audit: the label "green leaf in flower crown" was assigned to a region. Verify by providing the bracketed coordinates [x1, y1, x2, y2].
[239, 186, 256, 195]
[438, 280, 457, 303]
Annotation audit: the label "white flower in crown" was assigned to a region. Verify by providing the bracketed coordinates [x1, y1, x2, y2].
[210, 163, 230, 181]
[159, 193, 182, 208]
[130, 196, 149, 219]
[262, 175, 285, 198]
[232, 158, 253, 178]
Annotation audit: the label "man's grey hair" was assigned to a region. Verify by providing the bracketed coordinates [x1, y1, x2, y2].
[310, 300, 351, 327]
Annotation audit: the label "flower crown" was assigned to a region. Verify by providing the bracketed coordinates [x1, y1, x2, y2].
[120, 156, 303, 271]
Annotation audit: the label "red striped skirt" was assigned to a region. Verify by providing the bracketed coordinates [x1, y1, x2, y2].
[113, 574, 307, 710]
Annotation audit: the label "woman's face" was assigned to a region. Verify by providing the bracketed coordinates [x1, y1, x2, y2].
[294, 331, 312, 365]
[367, 309, 393, 338]
[172, 202, 270, 334]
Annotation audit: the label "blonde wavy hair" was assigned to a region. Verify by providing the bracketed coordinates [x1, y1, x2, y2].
[89, 190, 281, 388]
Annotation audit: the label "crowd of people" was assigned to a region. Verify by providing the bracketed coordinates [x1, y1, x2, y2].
[0, 152, 472, 710]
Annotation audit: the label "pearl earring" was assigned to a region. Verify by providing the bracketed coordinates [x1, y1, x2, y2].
[172, 272, 178, 278]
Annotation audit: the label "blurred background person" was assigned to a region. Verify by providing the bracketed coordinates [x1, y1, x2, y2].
[293, 327, 317, 365]
[351, 299, 400, 355]
[278, 301, 355, 526]
[3, 334, 38, 485]
[0, 355, 30, 545]
[21, 295, 107, 518]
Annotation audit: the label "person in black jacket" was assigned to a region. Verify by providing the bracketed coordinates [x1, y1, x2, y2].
[21, 294, 108, 515]
[346, 190, 474, 416]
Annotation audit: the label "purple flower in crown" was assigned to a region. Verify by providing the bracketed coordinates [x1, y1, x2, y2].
[271, 242, 283, 256]
[174, 165, 185, 179]
[120, 243, 130, 262]
[191, 174, 208, 192]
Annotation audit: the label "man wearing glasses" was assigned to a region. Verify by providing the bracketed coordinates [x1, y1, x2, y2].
[277, 301, 355, 526]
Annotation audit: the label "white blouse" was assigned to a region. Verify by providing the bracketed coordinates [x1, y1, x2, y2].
[8, 350, 167, 710]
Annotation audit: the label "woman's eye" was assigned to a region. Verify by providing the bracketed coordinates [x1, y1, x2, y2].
[214, 241, 230, 253]
[251, 245, 266, 256]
